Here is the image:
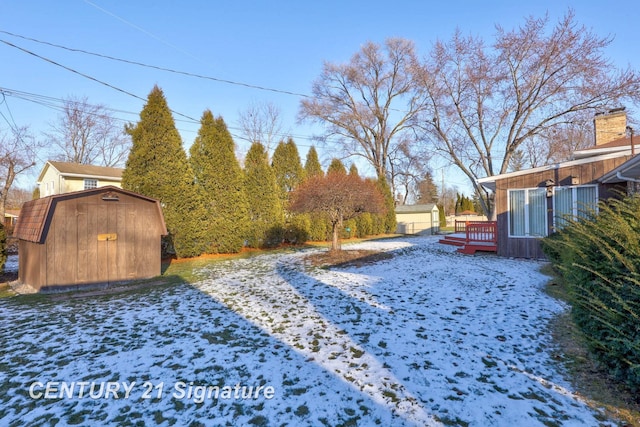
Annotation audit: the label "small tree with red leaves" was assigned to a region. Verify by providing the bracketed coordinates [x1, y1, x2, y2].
[289, 173, 385, 252]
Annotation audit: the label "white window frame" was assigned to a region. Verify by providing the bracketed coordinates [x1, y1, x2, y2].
[552, 184, 598, 229]
[84, 179, 98, 190]
[507, 187, 548, 238]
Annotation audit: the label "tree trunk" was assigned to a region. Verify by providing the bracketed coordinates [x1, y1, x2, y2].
[331, 222, 341, 252]
[330, 216, 343, 252]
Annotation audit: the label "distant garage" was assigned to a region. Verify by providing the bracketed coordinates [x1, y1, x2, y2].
[395, 203, 441, 235]
[14, 186, 167, 292]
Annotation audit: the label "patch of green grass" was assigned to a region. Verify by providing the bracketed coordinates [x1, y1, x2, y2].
[349, 347, 364, 358]
[248, 415, 269, 426]
[294, 404, 309, 417]
[381, 390, 398, 403]
[481, 357, 497, 368]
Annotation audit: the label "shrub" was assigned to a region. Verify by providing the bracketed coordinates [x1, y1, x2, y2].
[0, 223, 6, 272]
[541, 194, 640, 391]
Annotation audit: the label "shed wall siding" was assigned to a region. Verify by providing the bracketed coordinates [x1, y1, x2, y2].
[19, 191, 163, 290]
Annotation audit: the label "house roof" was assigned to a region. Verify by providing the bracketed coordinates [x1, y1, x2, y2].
[395, 203, 438, 213]
[37, 161, 124, 183]
[572, 136, 639, 159]
[14, 186, 167, 243]
[476, 150, 633, 192]
[4, 209, 20, 218]
[599, 154, 640, 184]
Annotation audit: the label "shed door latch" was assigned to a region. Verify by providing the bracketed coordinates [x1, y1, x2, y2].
[97, 233, 117, 241]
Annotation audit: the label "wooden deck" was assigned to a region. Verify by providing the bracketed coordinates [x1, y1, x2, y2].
[439, 221, 497, 254]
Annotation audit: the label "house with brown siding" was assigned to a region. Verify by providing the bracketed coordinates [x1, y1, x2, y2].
[477, 109, 637, 259]
[14, 186, 167, 292]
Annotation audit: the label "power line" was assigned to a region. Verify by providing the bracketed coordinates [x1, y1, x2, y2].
[0, 38, 200, 123]
[0, 85, 325, 150]
[0, 30, 311, 99]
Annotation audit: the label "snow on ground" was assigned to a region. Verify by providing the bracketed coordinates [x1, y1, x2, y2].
[0, 236, 615, 426]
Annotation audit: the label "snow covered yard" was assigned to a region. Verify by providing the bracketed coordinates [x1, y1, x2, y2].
[0, 236, 615, 426]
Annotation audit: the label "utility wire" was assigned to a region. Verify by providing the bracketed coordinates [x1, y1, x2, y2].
[0, 85, 325, 148]
[0, 38, 199, 123]
[0, 30, 311, 99]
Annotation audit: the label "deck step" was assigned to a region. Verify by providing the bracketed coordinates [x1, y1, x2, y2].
[457, 244, 497, 255]
[438, 238, 465, 247]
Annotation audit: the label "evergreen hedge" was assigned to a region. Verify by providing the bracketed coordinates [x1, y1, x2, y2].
[122, 85, 209, 258]
[541, 194, 640, 392]
[244, 142, 284, 248]
[190, 111, 249, 254]
[0, 223, 6, 272]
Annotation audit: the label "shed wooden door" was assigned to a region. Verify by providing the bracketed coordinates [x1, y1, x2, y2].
[76, 201, 135, 285]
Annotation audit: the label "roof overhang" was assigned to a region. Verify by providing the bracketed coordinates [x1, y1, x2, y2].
[572, 145, 639, 160]
[476, 150, 633, 192]
[599, 155, 640, 184]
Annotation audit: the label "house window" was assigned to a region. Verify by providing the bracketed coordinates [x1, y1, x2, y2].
[553, 185, 598, 229]
[84, 179, 98, 190]
[508, 188, 547, 238]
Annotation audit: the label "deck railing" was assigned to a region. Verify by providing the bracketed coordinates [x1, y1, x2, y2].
[465, 221, 497, 244]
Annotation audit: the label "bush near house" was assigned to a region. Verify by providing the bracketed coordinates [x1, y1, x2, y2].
[541, 195, 640, 392]
[0, 223, 6, 272]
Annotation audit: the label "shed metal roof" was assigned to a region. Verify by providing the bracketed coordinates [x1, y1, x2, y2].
[395, 203, 438, 213]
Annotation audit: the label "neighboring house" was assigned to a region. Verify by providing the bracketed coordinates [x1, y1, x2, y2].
[396, 203, 440, 235]
[3, 209, 20, 234]
[37, 161, 124, 197]
[14, 186, 167, 292]
[477, 109, 637, 259]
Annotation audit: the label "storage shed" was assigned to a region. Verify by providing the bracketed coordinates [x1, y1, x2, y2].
[395, 204, 440, 235]
[14, 186, 167, 291]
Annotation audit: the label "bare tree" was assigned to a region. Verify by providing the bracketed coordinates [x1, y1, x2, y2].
[289, 173, 385, 251]
[388, 139, 431, 204]
[299, 38, 429, 187]
[413, 11, 640, 218]
[520, 111, 595, 167]
[238, 101, 285, 154]
[46, 96, 130, 167]
[0, 126, 41, 218]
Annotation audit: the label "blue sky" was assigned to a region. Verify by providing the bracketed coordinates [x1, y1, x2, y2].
[1, 0, 638, 191]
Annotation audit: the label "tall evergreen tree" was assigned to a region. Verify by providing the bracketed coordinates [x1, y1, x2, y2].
[416, 171, 439, 204]
[244, 142, 284, 248]
[348, 163, 359, 177]
[303, 146, 328, 241]
[190, 110, 249, 253]
[376, 175, 397, 233]
[272, 138, 305, 204]
[272, 138, 308, 244]
[327, 158, 347, 175]
[304, 146, 323, 178]
[122, 85, 208, 258]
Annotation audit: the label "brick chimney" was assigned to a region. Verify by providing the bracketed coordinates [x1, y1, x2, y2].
[593, 107, 627, 146]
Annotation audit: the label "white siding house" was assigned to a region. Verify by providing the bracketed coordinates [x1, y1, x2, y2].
[37, 161, 123, 197]
[395, 204, 440, 235]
